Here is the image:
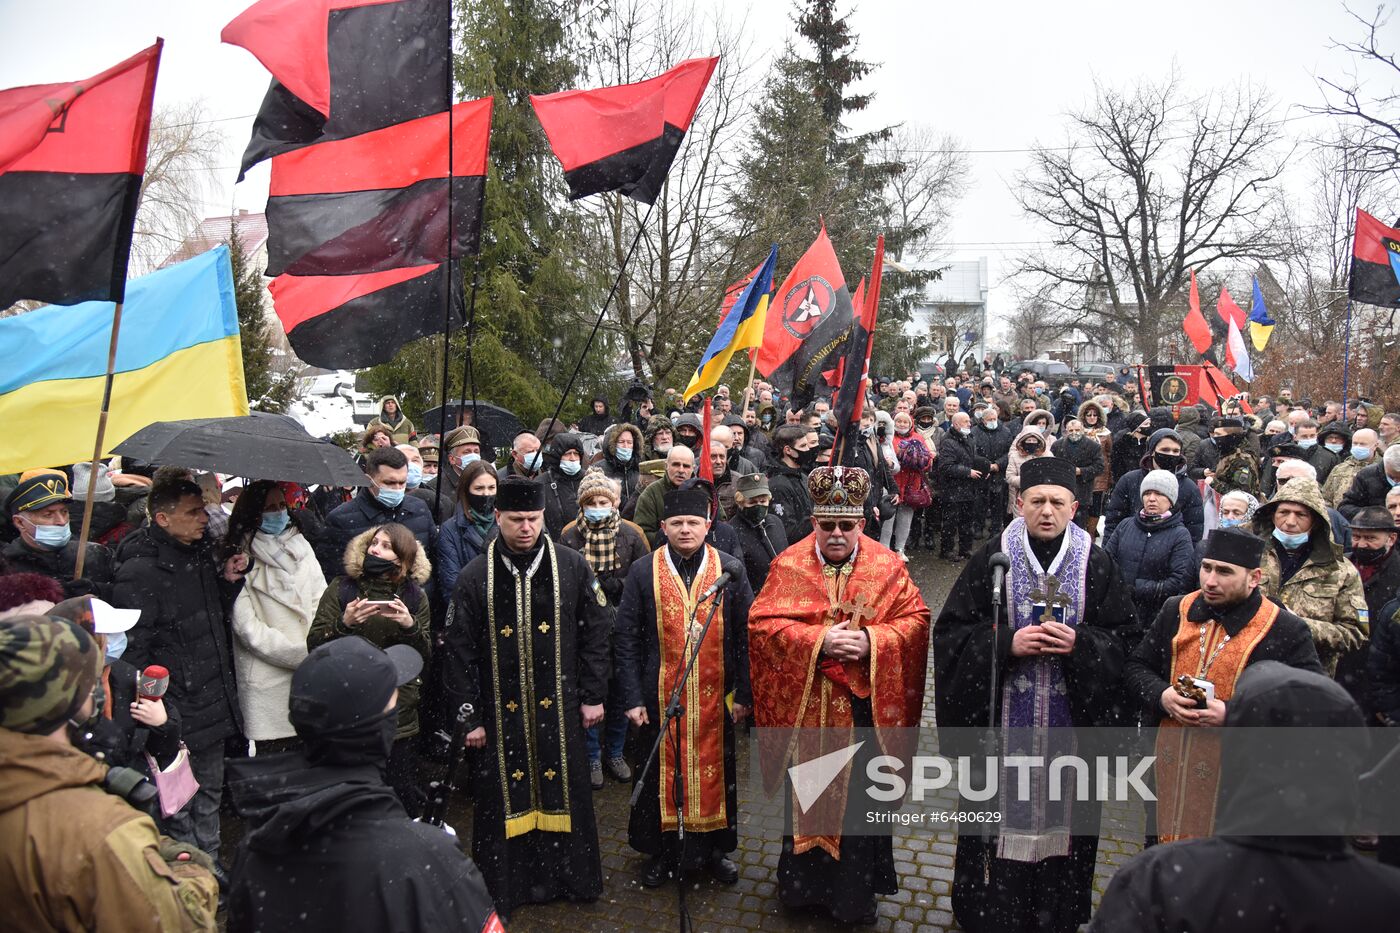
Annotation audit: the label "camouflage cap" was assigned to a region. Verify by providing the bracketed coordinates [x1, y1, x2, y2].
[0, 615, 101, 735]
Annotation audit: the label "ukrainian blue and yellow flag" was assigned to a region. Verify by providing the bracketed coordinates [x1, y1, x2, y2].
[0, 246, 248, 473]
[684, 245, 777, 401]
[1248, 276, 1275, 352]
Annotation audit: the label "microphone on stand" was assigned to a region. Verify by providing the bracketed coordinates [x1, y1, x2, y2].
[137, 665, 170, 701]
[989, 553, 1010, 607]
[696, 571, 732, 604]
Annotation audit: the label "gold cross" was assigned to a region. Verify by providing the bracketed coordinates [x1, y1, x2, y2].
[834, 592, 878, 628]
[833, 696, 849, 713]
[1028, 574, 1071, 625]
[539, 696, 553, 709]
[703, 764, 717, 780]
[544, 769, 557, 781]
[512, 769, 524, 782]
[506, 700, 518, 713]
[500, 625, 513, 638]
[538, 621, 551, 634]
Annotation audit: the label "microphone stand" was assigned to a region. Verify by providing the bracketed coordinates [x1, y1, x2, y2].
[983, 555, 1007, 884]
[631, 588, 726, 933]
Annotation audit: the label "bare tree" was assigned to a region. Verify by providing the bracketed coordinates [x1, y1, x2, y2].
[1007, 288, 1077, 360]
[572, 0, 760, 390]
[1313, 4, 1400, 177]
[874, 124, 969, 262]
[130, 100, 225, 272]
[1014, 70, 1288, 363]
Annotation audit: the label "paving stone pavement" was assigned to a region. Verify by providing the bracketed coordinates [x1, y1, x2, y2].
[493, 547, 1147, 932]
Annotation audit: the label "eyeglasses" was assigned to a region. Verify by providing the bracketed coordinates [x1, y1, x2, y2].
[816, 519, 860, 533]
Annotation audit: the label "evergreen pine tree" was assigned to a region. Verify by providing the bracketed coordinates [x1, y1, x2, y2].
[227, 222, 294, 413]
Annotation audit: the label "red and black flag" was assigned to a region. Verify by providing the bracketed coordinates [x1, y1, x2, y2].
[222, 0, 451, 180]
[268, 262, 463, 368]
[756, 224, 855, 411]
[833, 234, 884, 434]
[1350, 208, 1400, 307]
[531, 57, 718, 204]
[0, 41, 161, 307]
[265, 97, 492, 276]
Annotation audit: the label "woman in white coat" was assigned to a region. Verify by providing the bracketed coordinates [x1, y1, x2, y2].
[222, 480, 327, 751]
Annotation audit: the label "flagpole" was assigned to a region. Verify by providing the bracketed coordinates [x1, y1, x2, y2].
[741, 351, 758, 414]
[542, 197, 657, 439]
[73, 302, 124, 580]
[433, 54, 456, 521]
[1341, 298, 1354, 420]
[458, 254, 483, 442]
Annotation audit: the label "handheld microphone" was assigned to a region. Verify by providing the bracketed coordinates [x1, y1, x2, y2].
[138, 665, 170, 701]
[989, 553, 1011, 607]
[697, 571, 732, 603]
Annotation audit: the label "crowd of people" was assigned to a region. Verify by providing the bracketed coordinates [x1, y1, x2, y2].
[3, 367, 1400, 930]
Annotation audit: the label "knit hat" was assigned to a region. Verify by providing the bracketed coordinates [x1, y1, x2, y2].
[576, 468, 620, 506]
[1140, 469, 1179, 506]
[71, 462, 116, 503]
[0, 574, 65, 622]
[0, 615, 101, 735]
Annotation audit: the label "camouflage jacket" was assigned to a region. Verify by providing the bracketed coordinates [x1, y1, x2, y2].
[1320, 451, 1377, 509]
[1213, 449, 1261, 499]
[1254, 477, 1369, 676]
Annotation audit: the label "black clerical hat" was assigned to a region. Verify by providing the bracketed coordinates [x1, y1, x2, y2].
[1018, 456, 1077, 493]
[497, 477, 545, 512]
[1202, 528, 1266, 569]
[663, 481, 711, 519]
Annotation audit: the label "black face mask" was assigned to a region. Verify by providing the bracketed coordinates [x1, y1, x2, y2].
[1215, 433, 1244, 455]
[1350, 545, 1389, 565]
[741, 504, 769, 525]
[362, 553, 398, 577]
[1154, 452, 1185, 472]
[466, 492, 495, 515]
[792, 446, 819, 470]
[727, 449, 741, 472]
[304, 708, 397, 768]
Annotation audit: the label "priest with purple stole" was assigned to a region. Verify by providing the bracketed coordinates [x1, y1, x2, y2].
[934, 456, 1139, 933]
[614, 481, 753, 888]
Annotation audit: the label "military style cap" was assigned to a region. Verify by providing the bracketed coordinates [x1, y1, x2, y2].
[5, 470, 72, 517]
[734, 473, 770, 499]
[443, 425, 480, 450]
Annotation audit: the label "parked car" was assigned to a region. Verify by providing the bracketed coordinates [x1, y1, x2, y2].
[1006, 359, 1074, 383]
[1074, 361, 1131, 385]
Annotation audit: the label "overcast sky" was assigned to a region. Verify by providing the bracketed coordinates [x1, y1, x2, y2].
[0, 0, 1381, 340]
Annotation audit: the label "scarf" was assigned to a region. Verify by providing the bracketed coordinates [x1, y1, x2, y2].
[997, 516, 1091, 863]
[577, 510, 621, 573]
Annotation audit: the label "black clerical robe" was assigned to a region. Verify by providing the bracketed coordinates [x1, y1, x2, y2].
[933, 532, 1139, 933]
[613, 544, 753, 867]
[441, 536, 611, 915]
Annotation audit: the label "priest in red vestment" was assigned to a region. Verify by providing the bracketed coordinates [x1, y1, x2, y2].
[748, 465, 930, 925]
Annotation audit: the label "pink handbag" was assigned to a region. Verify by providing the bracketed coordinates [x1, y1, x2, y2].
[145, 745, 200, 819]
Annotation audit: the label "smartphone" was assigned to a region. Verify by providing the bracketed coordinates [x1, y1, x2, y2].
[362, 599, 399, 607]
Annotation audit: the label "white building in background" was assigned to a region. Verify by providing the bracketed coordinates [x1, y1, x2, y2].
[907, 257, 989, 368]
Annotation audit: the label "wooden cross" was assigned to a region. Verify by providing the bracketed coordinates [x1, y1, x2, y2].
[834, 592, 878, 629]
[1028, 574, 1071, 625]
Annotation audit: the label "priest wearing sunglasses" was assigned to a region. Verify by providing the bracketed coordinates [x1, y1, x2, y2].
[748, 465, 931, 925]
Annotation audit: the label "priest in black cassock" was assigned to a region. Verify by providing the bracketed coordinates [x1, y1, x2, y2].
[614, 482, 753, 887]
[933, 456, 1138, 933]
[440, 477, 612, 917]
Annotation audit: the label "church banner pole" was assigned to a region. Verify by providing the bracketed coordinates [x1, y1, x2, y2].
[433, 53, 457, 521]
[73, 300, 125, 580]
[1340, 298, 1354, 420]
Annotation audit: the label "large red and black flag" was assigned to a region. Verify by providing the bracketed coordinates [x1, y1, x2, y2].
[268, 262, 463, 368]
[1349, 208, 1400, 307]
[833, 234, 884, 435]
[531, 57, 718, 204]
[265, 97, 492, 276]
[756, 224, 855, 411]
[222, 0, 451, 180]
[0, 41, 161, 307]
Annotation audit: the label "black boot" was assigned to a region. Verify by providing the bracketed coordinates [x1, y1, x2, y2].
[641, 855, 670, 888]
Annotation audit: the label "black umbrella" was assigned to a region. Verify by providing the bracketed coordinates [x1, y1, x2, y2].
[112, 412, 369, 487]
[421, 400, 526, 450]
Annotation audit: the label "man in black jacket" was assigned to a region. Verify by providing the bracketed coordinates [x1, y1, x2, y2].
[226, 637, 500, 932]
[1342, 507, 1400, 712]
[1341, 446, 1400, 519]
[317, 447, 438, 579]
[766, 424, 818, 544]
[731, 473, 788, 594]
[936, 412, 989, 561]
[113, 475, 246, 857]
[539, 432, 588, 540]
[972, 405, 1013, 538]
[1052, 418, 1104, 534]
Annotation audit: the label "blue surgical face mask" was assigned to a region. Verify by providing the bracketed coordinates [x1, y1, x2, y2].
[1353, 446, 1373, 462]
[104, 630, 127, 664]
[1325, 442, 1345, 455]
[1273, 527, 1310, 549]
[583, 506, 613, 523]
[25, 518, 71, 550]
[1296, 437, 1316, 449]
[1220, 516, 1245, 529]
[457, 452, 480, 469]
[616, 447, 633, 463]
[523, 451, 543, 472]
[560, 459, 581, 476]
[259, 509, 290, 536]
[405, 463, 423, 488]
[985, 420, 999, 430]
[374, 486, 405, 508]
